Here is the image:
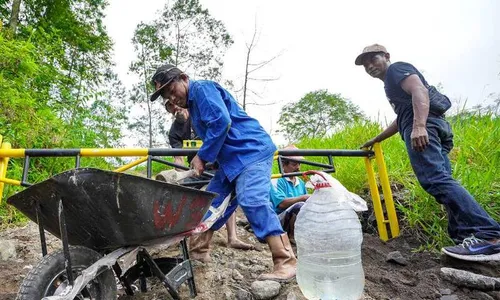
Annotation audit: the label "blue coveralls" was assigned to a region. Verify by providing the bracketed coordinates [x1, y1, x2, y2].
[187, 80, 284, 240]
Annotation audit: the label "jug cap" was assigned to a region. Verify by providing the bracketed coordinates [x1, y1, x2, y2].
[303, 171, 331, 189]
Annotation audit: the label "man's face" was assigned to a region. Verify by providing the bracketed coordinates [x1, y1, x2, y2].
[283, 161, 301, 174]
[165, 102, 189, 122]
[362, 52, 389, 79]
[159, 77, 188, 108]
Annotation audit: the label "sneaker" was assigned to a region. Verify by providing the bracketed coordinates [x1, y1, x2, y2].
[441, 235, 500, 261]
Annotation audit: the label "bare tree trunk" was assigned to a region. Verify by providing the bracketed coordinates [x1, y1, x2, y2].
[175, 19, 180, 66]
[242, 47, 250, 111]
[240, 19, 281, 110]
[9, 0, 22, 33]
[141, 45, 153, 148]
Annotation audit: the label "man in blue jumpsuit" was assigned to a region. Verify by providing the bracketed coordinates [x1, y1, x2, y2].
[150, 64, 296, 281]
[356, 44, 500, 261]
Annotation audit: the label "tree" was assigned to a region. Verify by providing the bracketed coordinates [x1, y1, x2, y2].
[128, 0, 233, 147]
[238, 20, 282, 111]
[278, 90, 365, 142]
[129, 23, 169, 148]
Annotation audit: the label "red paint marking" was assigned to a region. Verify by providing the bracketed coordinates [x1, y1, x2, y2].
[185, 195, 208, 229]
[153, 194, 188, 230]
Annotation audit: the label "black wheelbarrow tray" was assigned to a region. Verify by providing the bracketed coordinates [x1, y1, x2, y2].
[7, 168, 217, 300]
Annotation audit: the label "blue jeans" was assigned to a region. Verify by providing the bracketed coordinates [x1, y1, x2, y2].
[402, 117, 500, 243]
[204, 156, 284, 241]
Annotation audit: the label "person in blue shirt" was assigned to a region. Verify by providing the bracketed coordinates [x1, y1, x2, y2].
[163, 101, 256, 251]
[269, 145, 309, 244]
[150, 64, 296, 281]
[356, 44, 500, 261]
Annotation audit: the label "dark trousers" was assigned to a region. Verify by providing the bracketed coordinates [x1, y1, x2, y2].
[402, 117, 500, 243]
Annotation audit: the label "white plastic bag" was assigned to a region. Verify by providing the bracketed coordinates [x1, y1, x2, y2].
[306, 172, 368, 212]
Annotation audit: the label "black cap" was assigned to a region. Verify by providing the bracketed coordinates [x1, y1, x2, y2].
[150, 64, 182, 102]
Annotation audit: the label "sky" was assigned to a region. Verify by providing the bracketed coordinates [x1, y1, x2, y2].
[104, 0, 500, 146]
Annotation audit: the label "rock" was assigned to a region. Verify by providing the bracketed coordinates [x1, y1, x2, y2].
[441, 267, 500, 291]
[235, 288, 252, 300]
[286, 291, 297, 300]
[386, 251, 408, 266]
[236, 219, 249, 227]
[250, 264, 268, 273]
[233, 269, 244, 281]
[473, 291, 494, 300]
[224, 288, 234, 300]
[0, 239, 17, 261]
[439, 288, 453, 295]
[237, 262, 247, 270]
[440, 295, 459, 300]
[251, 280, 281, 299]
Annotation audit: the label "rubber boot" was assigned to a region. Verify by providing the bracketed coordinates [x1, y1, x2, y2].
[258, 233, 297, 282]
[188, 230, 214, 263]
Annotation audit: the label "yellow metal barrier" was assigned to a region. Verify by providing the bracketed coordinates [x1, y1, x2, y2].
[113, 157, 148, 173]
[0, 136, 12, 200]
[363, 143, 400, 240]
[0, 139, 399, 241]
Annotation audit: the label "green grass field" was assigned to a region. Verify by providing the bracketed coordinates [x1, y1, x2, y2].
[292, 110, 499, 248]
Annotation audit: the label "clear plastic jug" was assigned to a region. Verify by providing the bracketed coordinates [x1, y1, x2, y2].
[295, 171, 364, 300]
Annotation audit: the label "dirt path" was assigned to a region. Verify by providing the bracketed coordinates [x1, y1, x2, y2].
[0, 211, 499, 300]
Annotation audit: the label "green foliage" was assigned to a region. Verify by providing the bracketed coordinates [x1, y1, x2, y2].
[278, 90, 365, 142]
[294, 111, 499, 249]
[0, 1, 129, 225]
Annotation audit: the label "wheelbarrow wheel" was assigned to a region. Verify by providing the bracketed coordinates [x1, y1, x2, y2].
[16, 246, 116, 300]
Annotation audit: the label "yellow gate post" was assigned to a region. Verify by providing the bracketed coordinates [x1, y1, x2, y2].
[0, 135, 12, 204]
[373, 143, 400, 238]
[363, 143, 400, 241]
[364, 156, 389, 241]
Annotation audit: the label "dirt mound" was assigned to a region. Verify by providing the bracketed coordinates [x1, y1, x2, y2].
[0, 211, 499, 300]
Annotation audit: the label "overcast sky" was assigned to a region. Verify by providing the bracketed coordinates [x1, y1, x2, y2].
[104, 0, 500, 145]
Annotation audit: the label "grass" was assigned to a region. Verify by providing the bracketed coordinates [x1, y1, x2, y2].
[291, 110, 499, 249]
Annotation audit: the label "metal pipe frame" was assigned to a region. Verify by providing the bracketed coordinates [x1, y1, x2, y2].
[0, 144, 399, 242]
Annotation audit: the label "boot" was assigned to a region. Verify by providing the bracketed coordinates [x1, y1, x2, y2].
[258, 233, 297, 282]
[189, 230, 214, 263]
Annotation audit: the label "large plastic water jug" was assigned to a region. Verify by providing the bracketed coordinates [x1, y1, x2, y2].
[295, 171, 364, 300]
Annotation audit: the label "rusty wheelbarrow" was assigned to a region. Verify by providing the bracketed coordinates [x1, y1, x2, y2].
[7, 168, 217, 300]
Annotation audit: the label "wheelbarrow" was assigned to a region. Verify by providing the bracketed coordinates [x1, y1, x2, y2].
[7, 168, 217, 300]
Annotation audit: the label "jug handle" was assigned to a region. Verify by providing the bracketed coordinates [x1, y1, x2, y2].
[302, 170, 331, 189]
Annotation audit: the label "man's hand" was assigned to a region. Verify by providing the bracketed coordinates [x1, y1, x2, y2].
[410, 126, 429, 152]
[301, 194, 310, 202]
[360, 137, 377, 149]
[190, 155, 205, 176]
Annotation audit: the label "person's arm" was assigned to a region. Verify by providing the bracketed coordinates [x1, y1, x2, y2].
[277, 194, 310, 210]
[270, 179, 309, 210]
[401, 74, 430, 152]
[190, 83, 231, 175]
[361, 120, 398, 148]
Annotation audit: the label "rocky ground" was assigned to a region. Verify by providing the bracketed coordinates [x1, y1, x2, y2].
[0, 208, 499, 300]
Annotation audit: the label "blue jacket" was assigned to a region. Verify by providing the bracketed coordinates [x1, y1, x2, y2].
[187, 80, 276, 182]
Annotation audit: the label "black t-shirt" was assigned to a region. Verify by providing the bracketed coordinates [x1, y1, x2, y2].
[168, 118, 197, 163]
[384, 62, 450, 135]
